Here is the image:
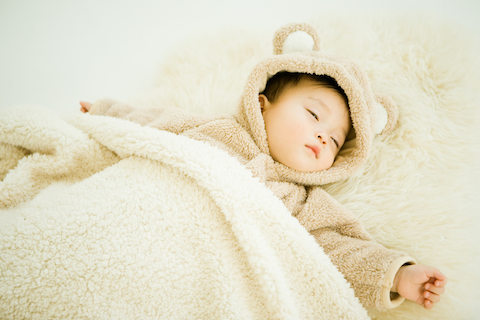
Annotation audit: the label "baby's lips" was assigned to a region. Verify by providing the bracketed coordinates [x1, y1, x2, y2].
[306, 145, 320, 158]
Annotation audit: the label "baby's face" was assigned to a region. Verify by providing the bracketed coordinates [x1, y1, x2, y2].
[260, 81, 351, 172]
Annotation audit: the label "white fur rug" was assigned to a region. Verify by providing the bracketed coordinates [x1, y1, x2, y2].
[128, 13, 480, 319]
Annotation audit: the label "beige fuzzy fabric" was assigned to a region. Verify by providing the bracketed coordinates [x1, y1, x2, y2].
[2, 12, 479, 320]
[127, 13, 480, 319]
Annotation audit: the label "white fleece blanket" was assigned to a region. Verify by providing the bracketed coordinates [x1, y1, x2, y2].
[2, 12, 480, 320]
[128, 13, 480, 319]
[0, 108, 369, 319]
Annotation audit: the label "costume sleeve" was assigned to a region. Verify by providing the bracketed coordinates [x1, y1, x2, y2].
[89, 98, 227, 135]
[296, 186, 416, 311]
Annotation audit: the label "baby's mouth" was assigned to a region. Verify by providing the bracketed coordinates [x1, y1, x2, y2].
[306, 145, 320, 158]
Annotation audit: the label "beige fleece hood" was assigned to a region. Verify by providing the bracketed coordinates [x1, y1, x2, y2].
[236, 23, 398, 186]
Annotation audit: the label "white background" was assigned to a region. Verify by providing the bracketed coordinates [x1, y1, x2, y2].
[1, 0, 479, 114]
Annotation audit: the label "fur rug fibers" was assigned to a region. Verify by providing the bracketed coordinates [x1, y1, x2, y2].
[129, 13, 480, 319]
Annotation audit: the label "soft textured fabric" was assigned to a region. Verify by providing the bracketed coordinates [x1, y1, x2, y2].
[88, 23, 415, 311]
[2, 12, 480, 320]
[0, 107, 370, 319]
[121, 13, 480, 319]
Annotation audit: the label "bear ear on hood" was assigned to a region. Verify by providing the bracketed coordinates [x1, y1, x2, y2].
[374, 93, 399, 136]
[273, 23, 321, 55]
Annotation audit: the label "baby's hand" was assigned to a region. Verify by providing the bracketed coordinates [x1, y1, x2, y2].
[80, 101, 93, 113]
[393, 264, 447, 309]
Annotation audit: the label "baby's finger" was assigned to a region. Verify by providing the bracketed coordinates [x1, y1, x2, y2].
[435, 271, 447, 280]
[79, 101, 92, 112]
[425, 283, 445, 295]
[424, 299, 434, 309]
[424, 291, 441, 304]
[434, 278, 448, 287]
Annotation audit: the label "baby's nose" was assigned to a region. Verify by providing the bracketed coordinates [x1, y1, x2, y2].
[317, 134, 327, 145]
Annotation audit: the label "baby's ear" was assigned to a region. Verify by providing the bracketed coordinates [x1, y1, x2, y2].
[273, 23, 321, 55]
[258, 94, 267, 113]
[373, 93, 398, 135]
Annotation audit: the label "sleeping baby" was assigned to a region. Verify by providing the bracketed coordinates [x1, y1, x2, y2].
[79, 23, 447, 311]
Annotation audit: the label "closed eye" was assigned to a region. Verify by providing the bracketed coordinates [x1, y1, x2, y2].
[331, 137, 339, 148]
[308, 110, 318, 120]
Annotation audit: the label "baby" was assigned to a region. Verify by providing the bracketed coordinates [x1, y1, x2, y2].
[80, 24, 447, 312]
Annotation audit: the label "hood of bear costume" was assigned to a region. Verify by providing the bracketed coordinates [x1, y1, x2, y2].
[236, 23, 398, 186]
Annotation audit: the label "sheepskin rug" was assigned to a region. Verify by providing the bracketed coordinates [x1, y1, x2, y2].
[128, 13, 480, 320]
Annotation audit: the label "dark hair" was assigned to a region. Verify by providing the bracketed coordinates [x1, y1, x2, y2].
[260, 71, 348, 105]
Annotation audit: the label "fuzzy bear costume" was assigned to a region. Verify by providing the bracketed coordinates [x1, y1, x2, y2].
[88, 23, 415, 311]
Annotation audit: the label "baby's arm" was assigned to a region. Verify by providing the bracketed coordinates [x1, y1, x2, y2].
[393, 264, 447, 309]
[298, 186, 448, 311]
[79, 99, 230, 135]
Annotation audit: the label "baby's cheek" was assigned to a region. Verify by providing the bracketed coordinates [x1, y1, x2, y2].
[326, 150, 337, 168]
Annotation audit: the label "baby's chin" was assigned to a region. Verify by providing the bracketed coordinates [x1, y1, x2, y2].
[270, 151, 333, 172]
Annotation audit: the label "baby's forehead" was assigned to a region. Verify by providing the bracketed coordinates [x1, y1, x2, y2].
[300, 83, 350, 111]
